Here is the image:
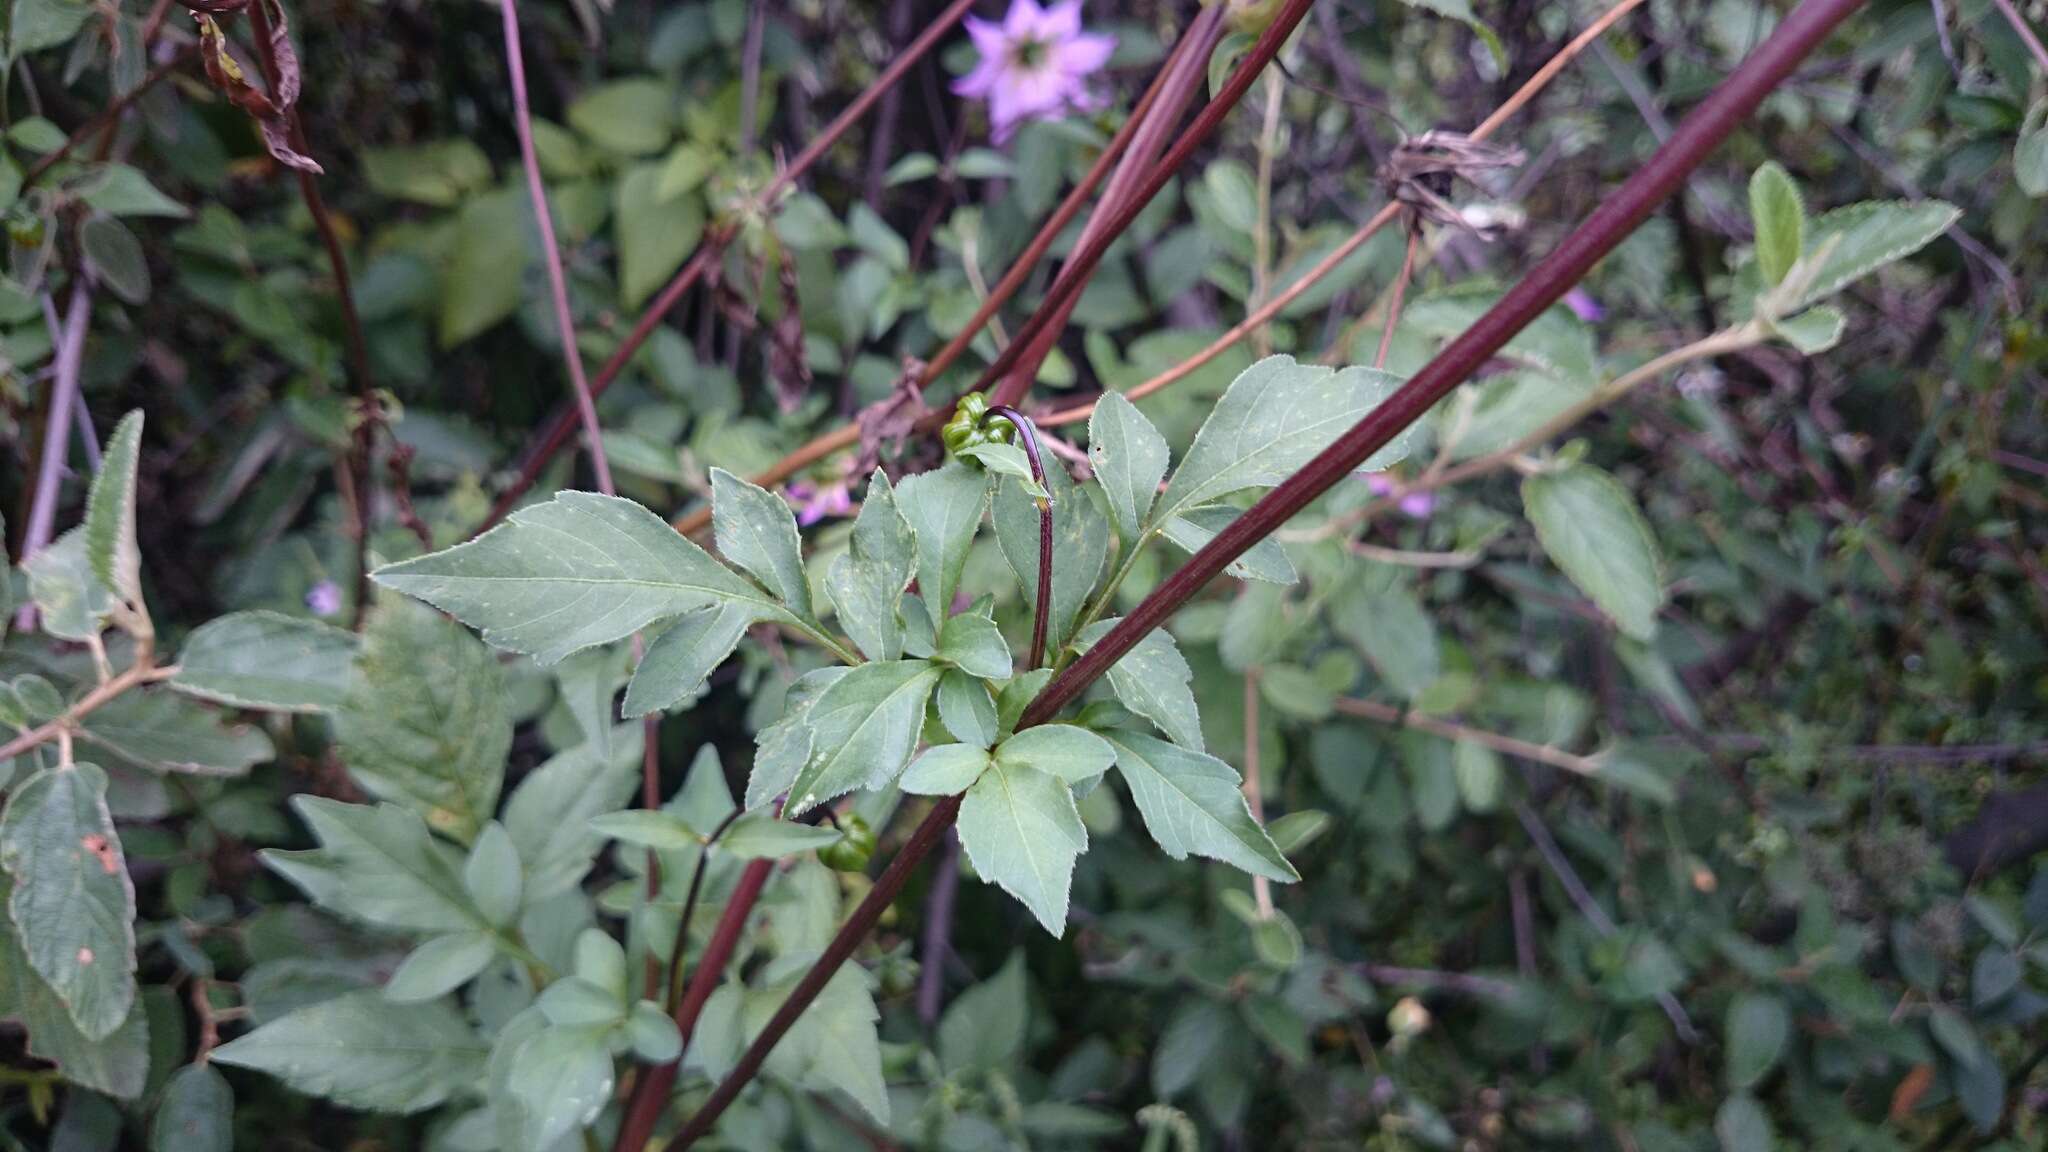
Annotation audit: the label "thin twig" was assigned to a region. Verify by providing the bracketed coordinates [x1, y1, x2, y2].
[1374, 228, 1420, 370]
[20, 47, 195, 190]
[0, 661, 178, 763]
[1332, 696, 1603, 778]
[17, 282, 91, 610]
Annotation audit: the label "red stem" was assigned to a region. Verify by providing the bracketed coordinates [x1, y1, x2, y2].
[985, 405, 1053, 670]
[476, 0, 979, 534]
[980, 0, 1318, 409]
[654, 0, 1868, 1141]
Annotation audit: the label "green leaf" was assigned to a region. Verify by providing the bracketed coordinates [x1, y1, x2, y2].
[1452, 741, 1502, 813]
[883, 152, 940, 186]
[78, 691, 274, 776]
[958, 442, 1050, 500]
[996, 725, 1115, 784]
[464, 822, 522, 926]
[169, 611, 356, 712]
[1748, 162, 1804, 288]
[9, 0, 91, 55]
[827, 469, 917, 662]
[1397, 0, 1505, 66]
[0, 890, 149, 1099]
[769, 965, 890, 1124]
[438, 187, 529, 346]
[212, 990, 488, 1114]
[361, 140, 493, 206]
[262, 798, 481, 934]
[502, 731, 642, 900]
[616, 162, 705, 309]
[671, 745, 737, 837]
[994, 459, 1110, 651]
[566, 78, 675, 155]
[335, 601, 510, 842]
[958, 757, 1087, 935]
[710, 468, 811, 616]
[25, 529, 111, 641]
[935, 668, 998, 749]
[1156, 354, 1411, 529]
[1103, 730, 1298, 883]
[1770, 306, 1845, 354]
[78, 164, 187, 218]
[717, 811, 844, 859]
[151, 1063, 232, 1152]
[784, 660, 940, 814]
[81, 217, 149, 304]
[552, 645, 624, 758]
[743, 668, 840, 810]
[1779, 199, 1960, 313]
[0, 765, 136, 1040]
[623, 601, 761, 717]
[937, 610, 1013, 680]
[937, 952, 1027, 1074]
[374, 491, 784, 666]
[1714, 1093, 1773, 1152]
[588, 809, 701, 852]
[1077, 619, 1203, 752]
[2018, 104, 2048, 197]
[382, 933, 497, 1003]
[1522, 465, 1665, 640]
[1724, 992, 1790, 1089]
[657, 142, 715, 199]
[1159, 507, 1297, 584]
[1930, 1005, 1987, 1068]
[1088, 391, 1170, 546]
[900, 743, 990, 795]
[1972, 946, 2021, 1008]
[488, 1010, 615, 1152]
[1330, 578, 1439, 700]
[896, 463, 990, 627]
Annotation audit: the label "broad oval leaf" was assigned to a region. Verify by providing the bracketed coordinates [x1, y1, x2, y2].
[1724, 991, 1791, 1089]
[262, 798, 481, 934]
[1522, 464, 1664, 640]
[901, 743, 990, 795]
[995, 724, 1115, 784]
[383, 932, 497, 1003]
[150, 1063, 232, 1152]
[1748, 162, 1804, 288]
[0, 765, 137, 1040]
[80, 690, 275, 777]
[1781, 199, 1960, 313]
[170, 610, 356, 713]
[372, 491, 782, 666]
[212, 990, 488, 1114]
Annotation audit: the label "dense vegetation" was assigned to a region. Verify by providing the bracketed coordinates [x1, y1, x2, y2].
[1, 0, 2045, 1149]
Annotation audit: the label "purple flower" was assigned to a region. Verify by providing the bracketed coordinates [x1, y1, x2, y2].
[953, 0, 1116, 144]
[1364, 472, 1435, 520]
[1563, 286, 1604, 323]
[306, 580, 343, 618]
[787, 477, 853, 527]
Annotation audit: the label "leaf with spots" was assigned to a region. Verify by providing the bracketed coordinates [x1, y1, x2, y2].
[0, 765, 137, 1041]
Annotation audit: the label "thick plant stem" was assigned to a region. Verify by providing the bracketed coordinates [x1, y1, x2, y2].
[982, 0, 1317, 408]
[477, 0, 979, 534]
[246, 0, 377, 630]
[613, 857, 775, 1152]
[915, 829, 962, 1027]
[985, 405, 1054, 669]
[659, 0, 1864, 1140]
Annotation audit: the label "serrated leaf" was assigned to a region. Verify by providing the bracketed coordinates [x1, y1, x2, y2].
[743, 668, 842, 810]
[937, 610, 1012, 680]
[335, 602, 510, 843]
[827, 469, 916, 662]
[1724, 992, 1790, 1089]
[212, 990, 487, 1114]
[1103, 730, 1297, 883]
[936, 668, 998, 748]
[1780, 199, 1960, 313]
[169, 611, 356, 712]
[958, 758, 1087, 936]
[1522, 465, 1664, 640]
[900, 743, 990, 795]
[1159, 507, 1297, 583]
[1748, 162, 1804, 288]
[25, 529, 112, 642]
[718, 811, 843, 859]
[711, 468, 811, 616]
[151, 1063, 232, 1152]
[0, 765, 136, 1040]
[0, 889, 149, 1099]
[1077, 619, 1203, 752]
[784, 660, 940, 814]
[623, 601, 761, 717]
[383, 933, 497, 1003]
[373, 491, 785, 666]
[488, 1010, 614, 1152]
[995, 725, 1114, 784]
[502, 730, 642, 900]
[896, 463, 989, 627]
[995, 461, 1110, 652]
[79, 690, 274, 776]
[958, 441, 1049, 500]
[262, 798, 481, 934]
[1156, 355, 1411, 530]
[1087, 391, 1170, 545]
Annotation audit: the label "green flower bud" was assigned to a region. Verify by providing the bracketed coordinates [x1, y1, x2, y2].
[817, 813, 876, 872]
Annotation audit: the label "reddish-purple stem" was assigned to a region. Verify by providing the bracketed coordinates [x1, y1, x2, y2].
[656, 0, 1868, 1141]
[986, 404, 1054, 670]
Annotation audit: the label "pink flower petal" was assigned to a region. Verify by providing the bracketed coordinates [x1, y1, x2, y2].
[1051, 30, 1115, 74]
[1040, 0, 1084, 40]
[1003, 0, 1044, 40]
